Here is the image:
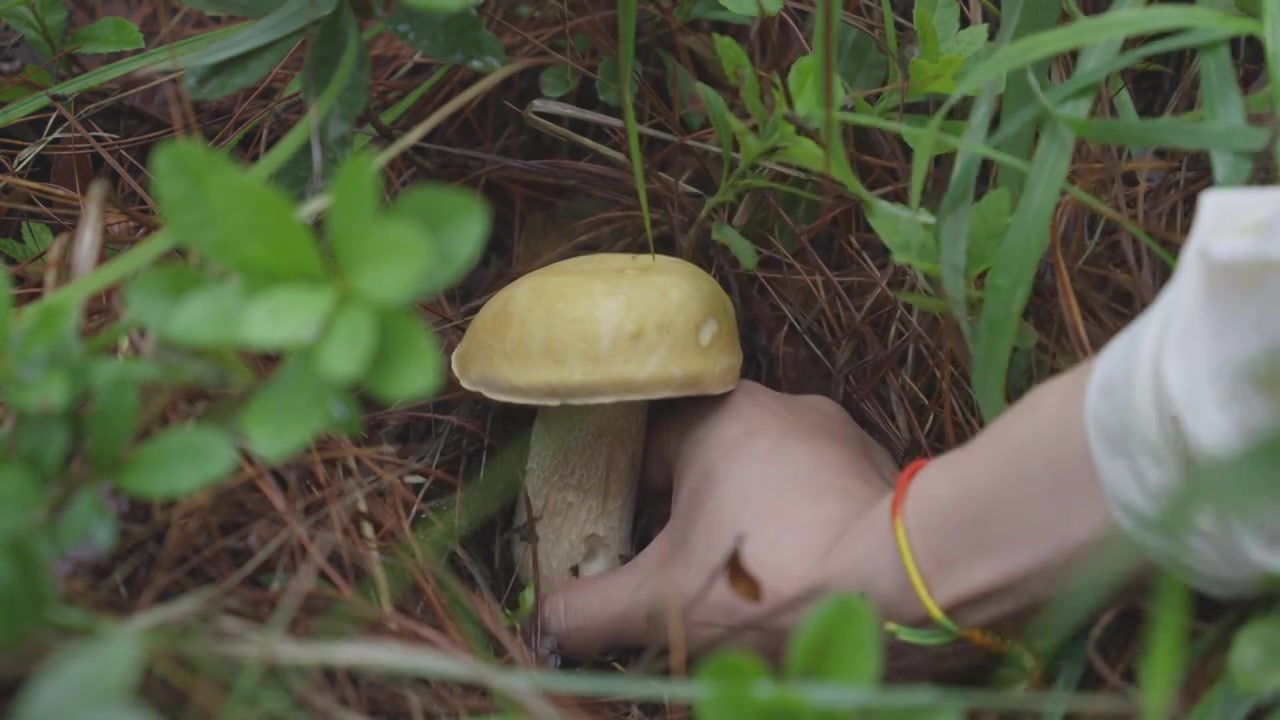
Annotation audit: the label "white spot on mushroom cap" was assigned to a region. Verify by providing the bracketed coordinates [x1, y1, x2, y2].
[697, 317, 719, 347]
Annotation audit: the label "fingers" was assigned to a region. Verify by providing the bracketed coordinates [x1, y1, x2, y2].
[536, 532, 674, 658]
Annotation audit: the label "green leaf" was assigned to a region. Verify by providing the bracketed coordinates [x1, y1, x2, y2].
[7, 293, 79, 367]
[0, 0, 68, 58]
[9, 629, 149, 719]
[0, 64, 52, 102]
[0, 221, 54, 263]
[50, 486, 120, 562]
[169, 0, 338, 68]
[238, 356, 358, 463]
[85, 360, 147, 470]
[660, 50, 704, 129]
[184, 30, 301, 101]
[161, 282, 247, 349]
[0, 535, 54, 650]
[240, 282, 339, 351]
[594, 55, 638, 107]
[0, 258, 11, 344]
[710, 33, 765, 121]
[1235, 0, 1262, 16]
[362, 308, 446, 405]
[68, 17, 145, 54]
[399, 0, 475, 9]
[917, 0, 961, 39]
[964, 186, 1011, 279]
[693, 649, 772, 719]
[711, 222, 759, 271]
[835, 22, 889, 95]
[335, 214, 436, 307]
[6, 296, 83, 414]
[785, 52, 825, 125]
[908, 54, 967, 95]
[539, 63, 580, 98]
[386, 182, 493, 298]
[866, 200, 938, 273]
[680, 0, 755, 23]
[4, 367, 75, 415]
[325, 150, 383, 259]
[1050, 115, 1270, 153]
[313, 298, 380, 387]
[715, 0, 782, 17]
[301, 2, 370, 148]
[179, 0, 277, 17]
[384, 4, 506, 73]
[0, 461, 42, 541]
[896, 290, 951, 314]
[1196, 0, 1253, 186]
[148, 138, 328, 282]
[10, 414, 72, 478]
[784, 592, 883, 689]
[267, 2, 370, 199]
[1228, 614, 1280, 697]
[695, 81, 735, 162]
[122, 264, 214, 330]
[940, 23, 990, 58]
[915, 7, 941, 61]
[112, 424, 240, 501]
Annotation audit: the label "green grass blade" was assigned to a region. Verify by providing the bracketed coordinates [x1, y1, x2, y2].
[1136, 572, 1191, 720]
[954, 6, 1259, 101]
[971, 0, 1151, 421]
[1195, 0, 1255, 185]
[166, 0, 338, 69]
[1266, 1, 1280, 166]
[616, 0, 652, 254]
[836, 110, 1176, 266]
[987, 26, 1244, 151]
[992, 0, 1061, 196]
[935, 2, 1023, 343]
[0, 24, 246, 128]
[909, 5, 1260, 206]
[1046, 115, 1271, 153]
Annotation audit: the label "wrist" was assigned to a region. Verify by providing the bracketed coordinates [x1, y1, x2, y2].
[823, 361, 1117, 633]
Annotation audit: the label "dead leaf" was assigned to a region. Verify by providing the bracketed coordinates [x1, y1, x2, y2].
[50, 135, 94, 197]
[725, 545, 762, 603]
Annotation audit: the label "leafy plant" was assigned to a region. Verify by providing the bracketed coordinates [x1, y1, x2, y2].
[905, 0, 994, 97]
[0, 0, 145, 60]
[0, 134, 492, 654]
[0, 6, 513, 696]
[0, 0, 145, 101]
[688, 592, 950, 720]
[160, 0, 506, 195]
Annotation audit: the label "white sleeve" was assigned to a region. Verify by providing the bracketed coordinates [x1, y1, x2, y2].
[1083, 186, 1280, 598]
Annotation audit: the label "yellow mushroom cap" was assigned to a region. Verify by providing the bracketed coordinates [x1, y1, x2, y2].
[451, 253, 743, 405]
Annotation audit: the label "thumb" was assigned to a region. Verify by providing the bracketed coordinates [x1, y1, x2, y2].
[537, 532, 673, 659]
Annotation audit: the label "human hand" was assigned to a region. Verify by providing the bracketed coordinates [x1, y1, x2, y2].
[535, 379, 902, 663]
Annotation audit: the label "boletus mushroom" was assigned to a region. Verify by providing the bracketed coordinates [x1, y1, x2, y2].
[450, 252, 743, 591]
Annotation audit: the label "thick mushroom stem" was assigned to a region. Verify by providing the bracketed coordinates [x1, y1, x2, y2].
[511, 401, 648, 591]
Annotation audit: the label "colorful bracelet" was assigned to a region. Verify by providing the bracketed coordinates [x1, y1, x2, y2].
[882, 458, 1042, 684]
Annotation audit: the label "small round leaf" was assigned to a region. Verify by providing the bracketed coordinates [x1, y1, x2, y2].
[1228, 614, 1280, 696]
[363, 308, 446, 405]
[112, 424, 239, 501]
[313, 298, 380, 386]
[240, 282, 339, 351]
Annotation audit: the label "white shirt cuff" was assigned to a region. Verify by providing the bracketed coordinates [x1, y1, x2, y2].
[1084, 186, 1280, 598]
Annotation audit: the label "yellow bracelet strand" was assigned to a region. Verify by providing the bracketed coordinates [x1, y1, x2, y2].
[882, 458, 1042, 685]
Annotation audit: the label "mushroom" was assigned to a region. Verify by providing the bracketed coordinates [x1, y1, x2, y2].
[450, 252, 743, 591]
